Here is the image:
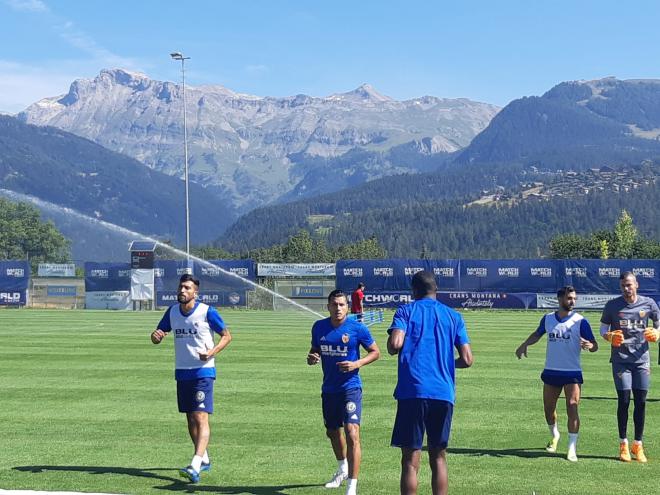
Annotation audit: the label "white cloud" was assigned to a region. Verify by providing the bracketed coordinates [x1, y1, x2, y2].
[0, 61, 75, 113]
[3, 0, 48, 12]
[54, 20, 138, 69]
[4, 0, 139, 70]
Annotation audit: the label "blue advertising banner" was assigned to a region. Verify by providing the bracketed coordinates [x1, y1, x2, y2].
[84, 262, 131, 292]
[47, 285, 78, 297]
[155, 260, 255, 293]
[0, 259, 28, 304]
[154, 260, 193, 292]
[362, 290, 536, 309]
[194, 260, 255, 291]
[157, 290, 247, 307]
[558, 260, 660, 294]
[336, 259, 460, 292]
[338, 259, 660, 296]
[437, 291, 537, 310]
[459, 260, 561, 292]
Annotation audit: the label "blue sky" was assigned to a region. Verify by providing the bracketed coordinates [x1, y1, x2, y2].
[1, 0, 660, 113]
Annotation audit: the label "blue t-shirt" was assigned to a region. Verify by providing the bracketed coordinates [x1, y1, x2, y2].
[388, 298, 470, 403]
[311, 317, 375, 393]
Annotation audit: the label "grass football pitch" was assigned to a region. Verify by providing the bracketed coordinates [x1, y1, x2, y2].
[0, 308, 658, 494]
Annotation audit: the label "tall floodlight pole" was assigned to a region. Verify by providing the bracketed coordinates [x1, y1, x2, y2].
[170, 51, 191, 259]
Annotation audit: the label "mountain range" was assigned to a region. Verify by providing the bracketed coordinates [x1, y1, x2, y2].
[17, 69, 499, 213]
[5, 74, 660, 260]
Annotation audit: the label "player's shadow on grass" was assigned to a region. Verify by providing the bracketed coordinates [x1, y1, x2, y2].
[14, 465, 317, 494]
[447, 447, 615, 461]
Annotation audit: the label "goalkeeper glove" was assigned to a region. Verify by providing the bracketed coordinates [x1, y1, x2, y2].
[605, 330, 624, 347]
[644, 328, 660, 343]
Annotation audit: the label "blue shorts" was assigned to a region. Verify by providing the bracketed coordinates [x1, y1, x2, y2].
[391, 399, 453, 450]
[541, 370, 583, 387]
[177, 377, 214, 413]
[322, 387, 362, 429]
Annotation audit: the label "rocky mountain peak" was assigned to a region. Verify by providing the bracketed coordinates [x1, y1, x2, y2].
[18, 69, 500, 211]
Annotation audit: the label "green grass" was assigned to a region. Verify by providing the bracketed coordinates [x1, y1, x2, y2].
[0, 308, 658, 494]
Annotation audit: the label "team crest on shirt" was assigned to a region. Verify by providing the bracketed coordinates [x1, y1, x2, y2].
[196, 391, 206, 402]
[342, 334, 350, 344]
[640, 310, 647, 318]
[346, 402, 357, 413]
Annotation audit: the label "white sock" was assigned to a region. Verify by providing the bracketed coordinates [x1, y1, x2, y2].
[548, 423, 559, 439]
[338, 459, 348, 474]
[191, 455, 203, 472]
[202, 451, 210, 464]
[346, 479, 358, 494]
[633, 440, 643, 446]
[620, 438, 628, 444]
[568, 433, 578, 450]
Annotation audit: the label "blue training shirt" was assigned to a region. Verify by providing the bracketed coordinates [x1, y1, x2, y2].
[311, 317, 375, 393]
[158, 302, 226, 380]
[388, 297, 470, 403]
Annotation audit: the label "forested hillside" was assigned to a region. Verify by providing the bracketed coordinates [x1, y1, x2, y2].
[218, 180, 660, 258]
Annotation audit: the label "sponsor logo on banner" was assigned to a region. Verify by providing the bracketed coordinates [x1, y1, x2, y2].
[530, 267, 552, 277]
[201, 266, 221, 276]
[37, 263, 75, 277]
[466, 267, 488, 277]
[449, 292, 506, 309]
[90, 269, 109, 278]
[366, 293, 414, 305]
[230, 267, 249, 276]
[565, 267, 587, 277]
[228, 292, 241, 305]
[199, 294, 220, 304]
[498, 267, 519, 277]
[177, 267, 193, 275]
[373, 267, 394, 277]
[85, 291, 131, 310]
[259, 263, 335, 277]
[633, 268, 655, 278]
[434, 267, 455, 277]
[292, 286, 324, 298]
[343, 267, 363, 277]
[598, 267, 620, 277]
[6, 268, 25, 277]
[154, 268, 165, 277]
[404, 267, 424, 276]
[118, 269, 131, 277]
[537, 293, 618, 309]
[0, 292, 21, 303]
[47, 286, 77, 297]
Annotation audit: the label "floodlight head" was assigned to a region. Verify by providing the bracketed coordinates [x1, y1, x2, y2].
[170, 52, 183, 60]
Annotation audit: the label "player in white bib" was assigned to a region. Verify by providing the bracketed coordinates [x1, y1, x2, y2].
[151, 274, 232, 483]
[516, 286, 598, 461]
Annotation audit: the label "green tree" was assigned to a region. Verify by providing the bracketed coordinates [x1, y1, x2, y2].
[191, 245, 236, 260]
[282, 230, 314, 262]
[612, 210, 638, 258]
[599, 239, 609, 260]
[549, 234, 587, 258]
[0, 198, 70, 271]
